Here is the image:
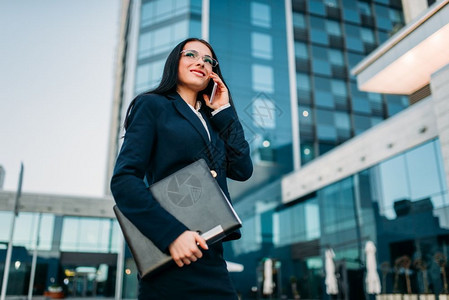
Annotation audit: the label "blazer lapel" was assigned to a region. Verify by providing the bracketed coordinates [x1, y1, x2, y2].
[170, 93, 211, 146]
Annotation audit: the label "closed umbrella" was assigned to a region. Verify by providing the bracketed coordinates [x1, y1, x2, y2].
[365, 241, 381, 294]
[225, 261, 244, 273]
[263, 258, 274, 295]
[325, 248, 338, 295]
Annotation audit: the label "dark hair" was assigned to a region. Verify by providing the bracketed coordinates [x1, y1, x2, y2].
[124, 38, 234, 130]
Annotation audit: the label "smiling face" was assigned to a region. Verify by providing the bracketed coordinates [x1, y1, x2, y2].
[177, 41, 213, 96]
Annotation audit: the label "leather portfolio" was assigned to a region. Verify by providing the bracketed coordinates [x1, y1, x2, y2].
[113, 159, 242, 278]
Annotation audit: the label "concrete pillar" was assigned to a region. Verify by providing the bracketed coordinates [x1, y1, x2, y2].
[430, 63, 449, 190]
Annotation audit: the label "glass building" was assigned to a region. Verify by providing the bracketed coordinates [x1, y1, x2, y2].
[0, 197, 121, 297]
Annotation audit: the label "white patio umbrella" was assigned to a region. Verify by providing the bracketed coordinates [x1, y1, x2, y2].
[263, 258, 274, 295]
[325, 248, 339, 295]
[365, 241, 381, 294]
[225, 261, 244, 272]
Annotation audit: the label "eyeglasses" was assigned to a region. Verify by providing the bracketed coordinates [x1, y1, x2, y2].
[180, 50, 218, 68]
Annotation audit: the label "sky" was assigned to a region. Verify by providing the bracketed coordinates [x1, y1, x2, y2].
[0, 0, 121, 197]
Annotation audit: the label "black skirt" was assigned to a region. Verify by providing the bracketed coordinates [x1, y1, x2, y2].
[138, 242, 238, 300]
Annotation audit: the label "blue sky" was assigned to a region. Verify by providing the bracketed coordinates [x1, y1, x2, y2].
[0, 0, 121, 196]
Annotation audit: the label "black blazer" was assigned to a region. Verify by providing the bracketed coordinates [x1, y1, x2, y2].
[110, 92, 253, 253]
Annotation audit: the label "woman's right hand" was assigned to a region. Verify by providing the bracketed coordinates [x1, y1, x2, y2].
[168, 231, 208, 267]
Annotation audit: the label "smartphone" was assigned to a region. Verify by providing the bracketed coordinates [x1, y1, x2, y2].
[209, 81, 218, 104]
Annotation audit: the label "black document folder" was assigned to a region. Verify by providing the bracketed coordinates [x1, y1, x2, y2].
[113, 159, 242, 278]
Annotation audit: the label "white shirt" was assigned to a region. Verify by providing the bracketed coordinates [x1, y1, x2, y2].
[186, 101, 231, 141]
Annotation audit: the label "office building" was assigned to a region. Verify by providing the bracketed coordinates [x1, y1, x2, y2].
[1, 0, 448, 299]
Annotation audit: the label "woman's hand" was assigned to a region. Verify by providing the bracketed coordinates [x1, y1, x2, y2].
[203, 72, 230, 110]
[168, 231, 208, 267]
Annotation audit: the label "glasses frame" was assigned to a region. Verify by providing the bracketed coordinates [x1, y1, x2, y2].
[180, 49, 219, 68]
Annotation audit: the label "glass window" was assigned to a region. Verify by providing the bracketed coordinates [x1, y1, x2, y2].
[353, 114, 372, 134]
[375, 4, 392, 31]
[234, 215, 261, 254]
[251, 32, 273, 59]
[301, 143, 315, 164]
[274, 198, 320, 246]
[292, 12, 306, 28]
[154, 26, 172, 52]
[252, 96, 276, 129]
[312, 46, 331, 76]
[135, 59, 165, 93]
[435, 139, 449, 191]
[347, 52, 365, 70]
[325, 0, 339, 7]
[316, 109, 334, 125]
[138, 20, 189, 59]
[252, 64, 274, 93]
[140, 1, 155, 27]
[135, 64, 151, 93]
[300, 106, 314, 125]
[378, 155, 410, 214]
[315, 90, 334, 108]
[174, 20, 189, 41]
[297, 73, 311, 91]
[189, 19, 202, 37]
[389, 8, 404, 24]
[335, 112, 350, 129]
[0, 212, 13, 243]
[251, 2, 271, 28]
[310, 0, 325, 16]
[344, 24, 364, 52]
[378, 30, 390, 44]
[294, 42, 309, 59]
[331, 79, 347, 97]
[406, 142, 444, 200]
[371, 117, 382, 127]
[312, 60, 331, 76]
[316, 109, 337, 141]
[325, 20, 342, 36]
[319, 178, 356, 234]
[155, 0, 171, 17]
[310, 16, 328, 46]
[141, 0, 190, 27]
[352, 97, 371, 114]
[190, 0, 202, 14]
[342, 0, 360, 19]
[386, 94, 408, 116]
[61, 217, 114, 252]
[357, 2, 372, 16]
[314, 76, 334, 108]
[328, 49, 344, 66]
[361, 28, 375, 44]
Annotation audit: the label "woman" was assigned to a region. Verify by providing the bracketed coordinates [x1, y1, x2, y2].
[110, 38, 253, 299]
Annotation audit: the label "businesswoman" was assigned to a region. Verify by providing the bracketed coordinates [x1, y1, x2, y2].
[110, 38, 253, 299]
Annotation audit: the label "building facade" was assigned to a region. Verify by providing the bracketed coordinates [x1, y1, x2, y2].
[106, 0, 444, 299]
[2, 0, 448, 299]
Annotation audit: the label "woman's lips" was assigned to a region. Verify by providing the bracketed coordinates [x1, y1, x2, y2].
[190, 69, 205, 76]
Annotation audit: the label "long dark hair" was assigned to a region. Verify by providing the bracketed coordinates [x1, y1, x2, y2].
[124, 38, 233, 130]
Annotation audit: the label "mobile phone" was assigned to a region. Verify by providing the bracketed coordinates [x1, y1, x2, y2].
[209, 82, 218, 104]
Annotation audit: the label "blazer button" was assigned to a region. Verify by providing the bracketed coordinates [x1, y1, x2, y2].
[210, 170, 217, 178]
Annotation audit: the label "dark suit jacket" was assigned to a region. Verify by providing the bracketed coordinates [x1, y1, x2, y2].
[110, 92, 253, 253]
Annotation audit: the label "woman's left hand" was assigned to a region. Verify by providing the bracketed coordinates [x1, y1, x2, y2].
[203, 72, 230, 110]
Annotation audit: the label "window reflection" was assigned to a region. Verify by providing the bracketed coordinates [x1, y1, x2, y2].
[138, 20, 189, 59]
[406, 142, 444, 200]
[294, 41, 308, 59]
[61, 217, 117, 252]
[251, 32, 272, 60]
[141, 0, 190, 28]
[274, 197, 320, 247]
[252, 64, 274, 93]
[251, 2, 271, 28]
